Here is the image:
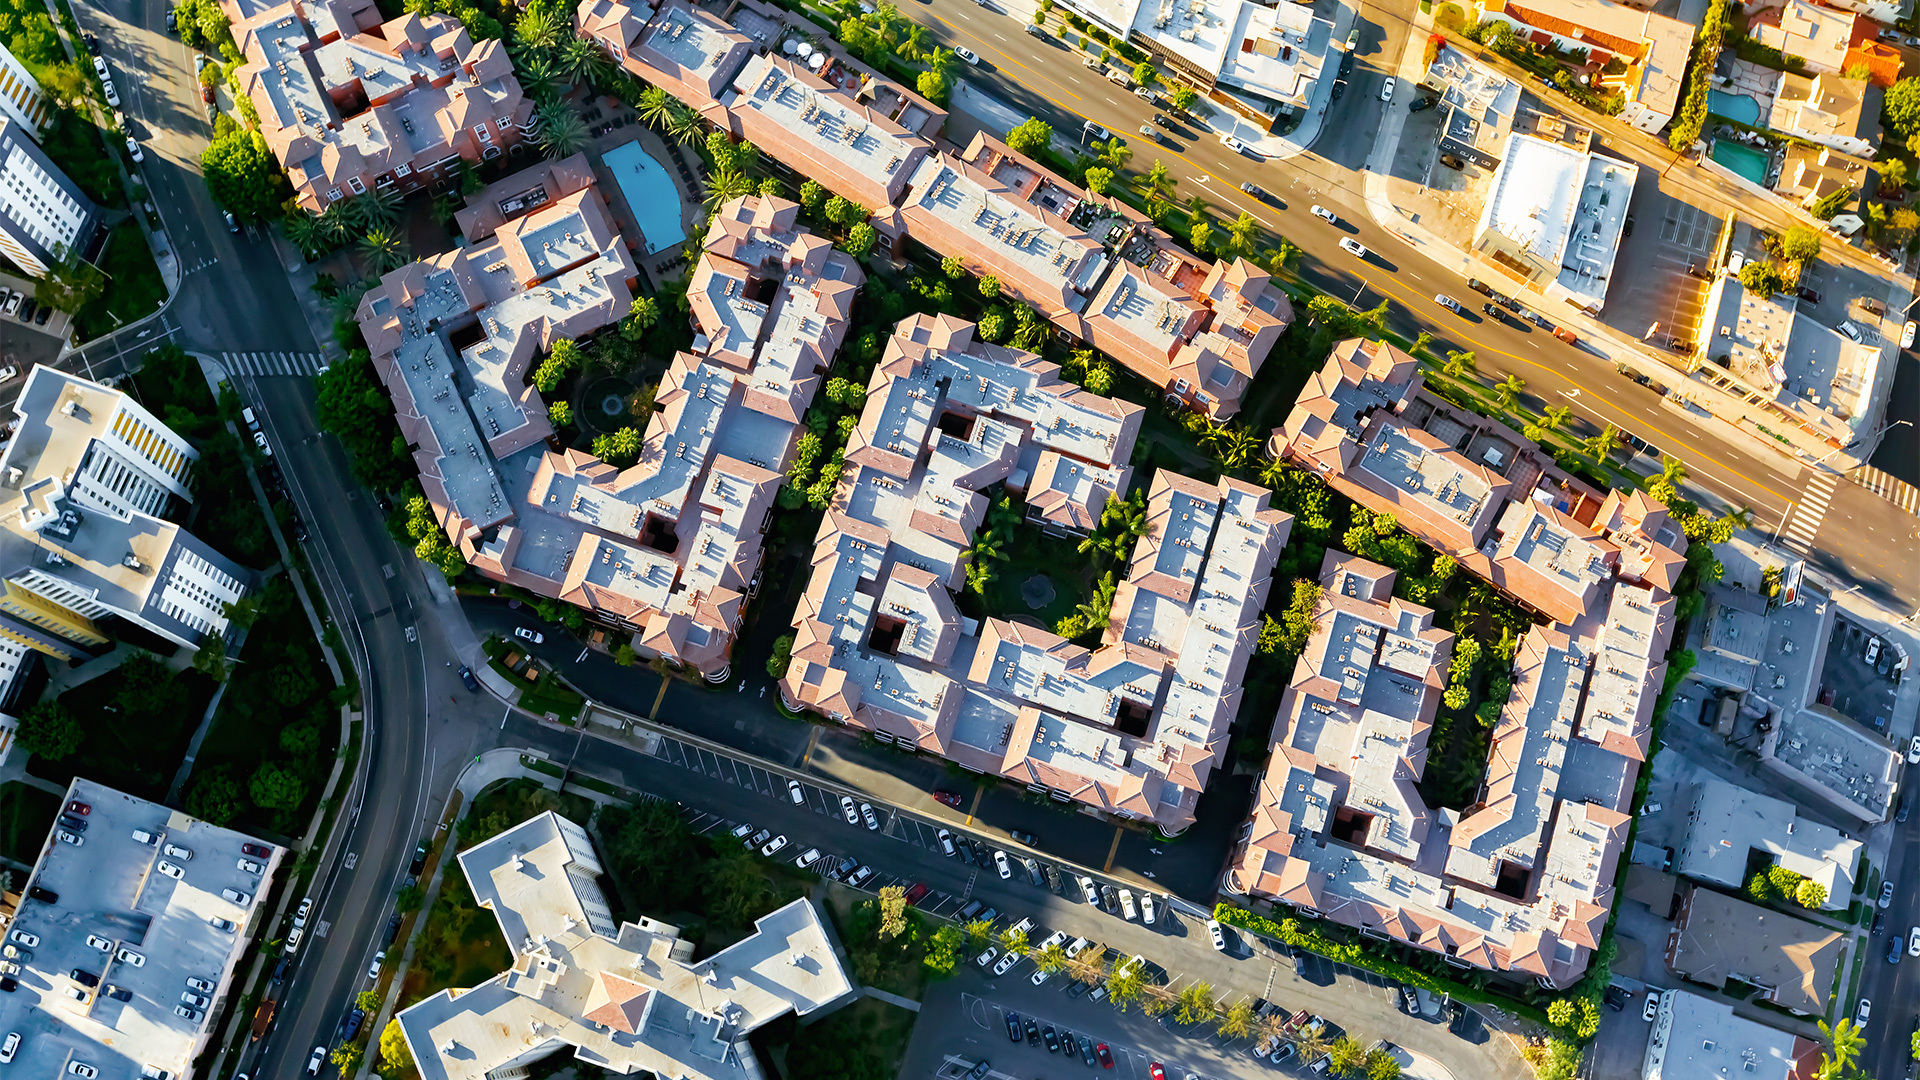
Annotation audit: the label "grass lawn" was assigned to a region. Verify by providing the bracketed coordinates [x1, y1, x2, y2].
[963, 522, 1094, 632]
[480, 638, 584, 724]
[0, 782, 60, 865]
[29, 659, 216, 802]
[395, 868, 511, 1009]
[74, 222, 165, 342]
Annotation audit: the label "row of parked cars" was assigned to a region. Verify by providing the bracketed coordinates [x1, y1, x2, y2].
[0, 288, 49, 328]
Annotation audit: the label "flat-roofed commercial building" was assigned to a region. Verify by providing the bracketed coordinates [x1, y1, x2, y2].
[0, 118, 100, 278]
[397, 812, 854, 1080]
[226, 0, 532, 212]
[1643, 989, 1820, 1080]
[781, 314, 1286, 832]
[0, 778, 282, 1080]
[1673, 775, 1859, 910]
[584, 0, 1292, 416]
[0, 42, 52, 140]
[1472, 134, 1638, 315]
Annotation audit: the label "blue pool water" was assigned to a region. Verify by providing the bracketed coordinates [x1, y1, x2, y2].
[1705, 89, 1761, 125]
[1712, 139, 1770, 184]
[602, 140, 686, 255]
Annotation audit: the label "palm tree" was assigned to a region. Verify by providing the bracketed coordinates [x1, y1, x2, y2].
[1225, 212, 1258, 256]
[316, 202, 351, 247]
[512, 1, 568, 52]
[517, 50, 560, 101]
[1726, 504, 1755, 530]
[1492, 372, 1526, 413]
[1816, 1018, 1864, 1075]
[622, 295, 660, 341]
[703, 168, 753, 213]
[1216, 998, 1255, 1039]
[666, 102, 705, 145]
[1442, 349, 1476, 379]
[1223, 426, 1261, 470]
[536, 102, 589, 159]
[637, 85, 675, 129]
[282, 210, 325, 258]
[1074, 572, 1117, 630]
[1135, 159, 1175, 202]
[1098, 138, 1133, 171]
[1291, 1026, 1332, 1067]
[897, 23, 931, 63]
[559, 35, 612, 87]
[1258, 455, 1290, 487]
[1656, 454, 1689, 490]
[965, 532, 1009, 595]
[358, 227, 410, 275]
[1183, 193, 1209, 224]
[1582, 424, 1621, 461]
[1538, 404, 1572, 433]
[1174, 981, 1217, 1025]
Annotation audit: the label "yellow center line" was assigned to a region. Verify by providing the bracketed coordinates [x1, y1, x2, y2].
[801, 725, 822, 767]
[1102, 826, 1123, 872]
[646, 677, 669, 721]
[964, 783, 985, 826]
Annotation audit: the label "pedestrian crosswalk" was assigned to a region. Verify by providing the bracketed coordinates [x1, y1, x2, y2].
[1848, 464, 1920, 516]
[1780, 470, 1839, 554]
[222, 351, 328, 378]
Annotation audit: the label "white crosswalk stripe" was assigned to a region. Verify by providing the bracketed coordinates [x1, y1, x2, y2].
[1780, 471, 1839, 554]
[221, 352, 328, 378]
[1847, 464, 1920, 516]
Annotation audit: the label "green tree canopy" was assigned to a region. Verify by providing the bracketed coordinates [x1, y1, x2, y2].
[201, 130, 286, 221]
[249, 761, 307, 811]
[16, 700, 81, 761]
[1006, 116, 1053, 156]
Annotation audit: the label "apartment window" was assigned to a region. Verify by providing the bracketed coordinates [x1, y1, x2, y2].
[395, 164, 412, 178]
[475, 124, 491, 143]
[495, 116, 512, 130]
[347, 176, 365, 194]
[327, 188, 343, 201]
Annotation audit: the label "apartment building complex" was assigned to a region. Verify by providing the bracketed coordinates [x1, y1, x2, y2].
[397, 811, 855, 1080]
[1233, 338, 1685, 986]
[0, 41, 53, 140]
[780, 314, 1287, 833]
[583, 0, 1292, 417]
[224, 0, 532, 213]
[1476, 0, 1690, 134]
[0, 367, 252, 666]
[362, 155, 861, 677]
[0, 116, 101, 278]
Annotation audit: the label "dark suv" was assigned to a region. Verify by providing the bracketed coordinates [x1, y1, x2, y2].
[457, 666, 481, 692]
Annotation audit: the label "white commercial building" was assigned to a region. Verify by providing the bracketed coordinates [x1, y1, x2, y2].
[1673, 774, 1860, 909]
[0, 41, 53, 140]
[1472, 133, 1638, 315]
[1643, 988, 1814, 1080]
[1130, 0, 1332, 119]
[397, 812, 856, 1080]
[0, 778, 283, 1080]
[0, 117, 100, 278]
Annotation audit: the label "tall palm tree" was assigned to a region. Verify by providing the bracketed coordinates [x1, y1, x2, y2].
[1226, 211, 1258, 256]
[897, 23, 931, 63]
[1726, 504, 1755, 530]
[666, 103, 706, 145]
[358, 227, 410, 276]
[1539, 404, 1572, 433]
[515, 51, 559, 102]
[536, 102, 589, 158]
[1098, 138, 1133, 171]
[1258, 455, 1290, 487]
[1582, 424, 1621, 461]
[559, 35, 612, 87]
[637, 85, 675, 129]
[1134, 159, 1175, 202]
[1183, 193, 1209, 223]
[1657, 454, 1689, 490]
[703, 168, 753, 212]
[1222, 425, 1261, 470]
[1442, 349, 1476, 379]
[1816, 1018, 1864, 1075]
[1493, 372, 1526, 413]
[316, 202, 351, 247]
[1075, 572, 1118, 630]
[282, 210, 325, 258]
[512, 1, 568, 53]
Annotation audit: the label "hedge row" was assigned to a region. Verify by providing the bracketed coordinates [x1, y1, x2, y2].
[1669, 0, 1733, 150]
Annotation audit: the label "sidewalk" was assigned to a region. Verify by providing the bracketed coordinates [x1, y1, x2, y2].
[1359, 9, 1915, 479]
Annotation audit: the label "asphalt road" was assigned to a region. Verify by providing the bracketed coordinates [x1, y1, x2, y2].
[1861, 823, 1920, 1080]
[911, 0, 1920, 612]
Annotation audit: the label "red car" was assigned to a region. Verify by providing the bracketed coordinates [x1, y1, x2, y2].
[65, 801, 90, 816]
[903, 882, 929, 906]
[241, 842, 271, 858]
[932, 791, 963, 809]
[1096, 1043, 1113, 1068]
[1148, 1067, 1166, 1080]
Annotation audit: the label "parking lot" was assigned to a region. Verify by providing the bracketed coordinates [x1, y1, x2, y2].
[1600, 173, 1723, 357]
[1822, 617, 1904, 733]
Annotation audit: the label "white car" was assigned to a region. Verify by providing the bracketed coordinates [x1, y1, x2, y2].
[937, 828, 956, 856]
[1065, 936, 1092, 958]
[1078, 876, 1099, 904]
[156, 860, 184, 879]
[1219, 133, 1246, 154]
[69, 1062, 98, 1078]
[994, 850, 1012, 879]
[1882, 880, 1896, 908]
[125, 138, 143, 164]
[116, 948, 144, 967]
[1642, 991, 1660, 1021]
[992, 952, 1019, 976]
[786, 779, 805, 804]
[1030, 965, 1054, 985]
[368, 950, 386, 979]
[1903, 320, 1916, 349]
[1037, 930, 1068, 952]
[0, 1032, 17, 1063]
[1140, 894, 1156, 925]
[1310, 204, 1336, 224]
[180, 992, 210, 1009]
[57, 829, 83, 846]
[1380, 76, 1396, 102]
[1908, 735, 1919, 765]
[85, 934, 112, 951]
[209, 917, 235, 933]
[513, 627, 544, 644]
[221, 888, 251, 906]
[102, 81, 118, 107]
[1118, 888, 1138, 920]
[186, 976, 215, 993]
[306, 1046, 326, 1075]
[92, 56, 107, 77]
[163, 843, 192, 860]
[1855, 998, 1871, 1027]
[840, 795, 859, 824]
[760, 834, 788, 857]
[859, 802, 879, 831]
[1908, 927, 1920, 958]
[954, 46, 980, 65]
[1338, 237, 1367, 258]
[1207, 919, 1227, 951]
[793, 847, 821, 870]
[976, 946, 999, 969]
[10, 933, 37, 949]
[0, 366, 18, 381]
[237, 858, 262, 874]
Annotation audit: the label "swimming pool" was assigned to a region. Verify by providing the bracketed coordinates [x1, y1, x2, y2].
[1705, 89, 1761, 125]
[1711, 139, 1770, 184]
[601, 140, 686, 255]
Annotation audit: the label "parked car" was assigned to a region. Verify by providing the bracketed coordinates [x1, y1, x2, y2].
[839, 795, 859, 824]
[994, 850, 1012, 879]
[786, 778, 805, 804]
[794, 847, 821, 871]
[859, 802, 880, 830]
[1207, 919, 1227, 951]
[937, 828, 956, 856]
[932, 790, 962, 808]
[241, 842, 270, 858]
[1379, 76, 1395, 102]
[759, 834, 787, 857]
[368, 950, 386, 979]
[512, 627, 544, 644]
[1311, 204, 1337, 224]
[1078, 876, 1099, 905]
[976, 946, 999, 969]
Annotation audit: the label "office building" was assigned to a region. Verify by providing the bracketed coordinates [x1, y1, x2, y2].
[0, 117, 101, 278]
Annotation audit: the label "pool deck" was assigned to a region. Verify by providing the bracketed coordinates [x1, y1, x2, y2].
[581, 100, 704, 288]
[1718, 58, 1782, 113]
